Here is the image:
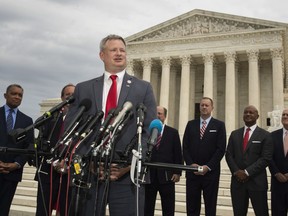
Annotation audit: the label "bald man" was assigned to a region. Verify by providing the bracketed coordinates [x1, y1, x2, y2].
[226, 105, 273, 216]
[145, 106, 183, 216]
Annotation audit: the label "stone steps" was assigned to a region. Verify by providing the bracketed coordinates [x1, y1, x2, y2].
[9, 165, 272, 216]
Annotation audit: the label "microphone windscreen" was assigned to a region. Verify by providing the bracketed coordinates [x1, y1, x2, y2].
[148, 119, 163, 134]
[123, 101, 133, 110]
[79, 98, 92, 111]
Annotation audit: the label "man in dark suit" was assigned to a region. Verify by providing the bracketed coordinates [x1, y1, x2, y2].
[35, 84, 75, 216]
[65, 34, 157, 216]
[0, 84, 34, 216]
[144, 106, 183, 216]
[183, 97, 226, 216]
[226, 105, 273, 216]
[269, 108, 288, 216]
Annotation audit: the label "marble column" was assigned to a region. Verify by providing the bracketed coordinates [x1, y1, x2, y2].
[179, 55, 191, 135]
[142, 58, 152, 82]
[213, 63, 218, 118]
[224, 51, 237, 134]
[160, 57, 171, 115]
[190, 64, 196, 121]
[271, 48, 284, 110]
[202, 53, 214, 99]
[247, 49, 260, 111]
[126, 59, 134, 76]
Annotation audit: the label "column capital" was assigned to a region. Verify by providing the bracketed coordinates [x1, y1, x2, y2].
[224, 51, 237, 63]
[161, 57, 171, 66]
[141, 58, 152, 67]
[270, 48, 283, 59]
[202, 53, 214, 64]
[180, 55, 192, 66]
[246, 49, 259, 61]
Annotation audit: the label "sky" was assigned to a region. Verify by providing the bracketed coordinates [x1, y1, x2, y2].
[0, 0, 288, 121]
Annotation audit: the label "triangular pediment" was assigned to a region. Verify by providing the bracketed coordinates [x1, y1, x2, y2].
[126, 9, 288, 43]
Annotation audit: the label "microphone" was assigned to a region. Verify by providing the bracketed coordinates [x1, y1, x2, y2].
[80, 110, 104, 139]
[105, 101, 133, 134]
[147, 119, 163, 153]
[83, 109, 116, 157]
[35, 95, 75, 124]
[140, 119, 163, 183]
[73, 114, 95, 138]
[9, 96, 76, 143]
[61, 98, 92, 140]
[115, 110, 133, 134]
[136, 103, 146, 127]
[51, 99, 92, 156]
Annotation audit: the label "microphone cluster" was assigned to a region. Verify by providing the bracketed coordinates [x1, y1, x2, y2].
[85, 101, 134, 158]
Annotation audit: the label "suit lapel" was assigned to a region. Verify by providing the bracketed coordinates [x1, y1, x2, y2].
[118, 72, 133, 107]
[94, 75, 104, 111]
[202, 118, 214, 139]
[0, 107, 6, 131]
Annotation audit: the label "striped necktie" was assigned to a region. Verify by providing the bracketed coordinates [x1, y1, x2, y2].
[156, 134, 162, 149]
[6, 109, 14, 132]
[200, 120, 207, 139]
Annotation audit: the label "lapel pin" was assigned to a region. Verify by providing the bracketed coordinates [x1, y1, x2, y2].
[126, 80, 131, 87]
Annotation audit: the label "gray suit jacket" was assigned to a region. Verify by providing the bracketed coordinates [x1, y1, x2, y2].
[225, 126, 273, 190]
[65, 72, 157, 183]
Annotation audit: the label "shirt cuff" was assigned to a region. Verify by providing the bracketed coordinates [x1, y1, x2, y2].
[244, 169, 249, 176]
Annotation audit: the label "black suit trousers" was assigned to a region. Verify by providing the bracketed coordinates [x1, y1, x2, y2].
[231, 183, 269, 216]
[186, 176, 219, 216]
[145, 179, 175, 216]
[0, 175, 18, 216]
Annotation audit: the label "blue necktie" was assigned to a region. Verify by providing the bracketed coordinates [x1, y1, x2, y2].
[7, 109, 14, 132]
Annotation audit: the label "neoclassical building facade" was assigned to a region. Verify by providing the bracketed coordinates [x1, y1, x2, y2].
[124, 9, 288, 136]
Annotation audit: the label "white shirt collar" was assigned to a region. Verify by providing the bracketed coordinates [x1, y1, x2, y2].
[104, 69, 125, 81]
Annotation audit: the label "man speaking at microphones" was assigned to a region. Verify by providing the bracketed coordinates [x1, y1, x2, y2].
[64, 34, 157, 216]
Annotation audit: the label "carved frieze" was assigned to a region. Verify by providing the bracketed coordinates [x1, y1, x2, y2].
[130, 15, 273, 42]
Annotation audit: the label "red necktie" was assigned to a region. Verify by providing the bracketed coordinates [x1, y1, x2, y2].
[105, 75, 118, 118]
[243, 127, 250, 151]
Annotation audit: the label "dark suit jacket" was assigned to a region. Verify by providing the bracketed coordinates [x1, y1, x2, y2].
[0, 106, 34, 182]
[225, 126, 273, 191]
[269, 128, 288, 193]
[35, 112, 63, 183]
[183, 117, 226, 180]
[65, 72, 157, 184]
[149, 125, 183, 184]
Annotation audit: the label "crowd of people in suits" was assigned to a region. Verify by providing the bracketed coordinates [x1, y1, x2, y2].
[0, 33, 287, 216]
